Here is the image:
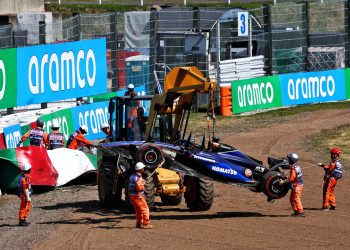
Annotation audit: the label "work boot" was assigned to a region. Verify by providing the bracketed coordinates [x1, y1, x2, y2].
[141, 224, 153, 229]
[330, 206, 337, 210]
[18, 220, 28, 227]
[291, 212, 305, 217]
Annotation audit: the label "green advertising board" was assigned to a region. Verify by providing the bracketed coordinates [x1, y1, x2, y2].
[39, 109, 74, 141]
[0, 48, 17, 109]
[344, 68, 350, 100]
[231, 75, 282, 114]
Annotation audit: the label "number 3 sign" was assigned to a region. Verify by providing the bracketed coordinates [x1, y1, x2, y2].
[238, 12, 249, 37]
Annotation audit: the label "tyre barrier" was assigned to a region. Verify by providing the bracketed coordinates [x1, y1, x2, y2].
[220, 86, 232, 116]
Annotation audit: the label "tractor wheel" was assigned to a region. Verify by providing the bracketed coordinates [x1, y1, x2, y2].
[124, 171, 156, 211]
[137, 143, 164, 169]
[160, 193, 183, 206]
[98, 158, 126, 208]
[184, 176, 214, 211]
[261, 171, 289, 199]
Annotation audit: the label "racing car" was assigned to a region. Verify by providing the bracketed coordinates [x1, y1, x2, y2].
[98, 66, 290, 211]
[97, 136, 291, 211]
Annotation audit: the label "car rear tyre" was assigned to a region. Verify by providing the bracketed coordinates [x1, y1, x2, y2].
[261, 171, 289, 199]
[137, 143, 164, 169]
[184, 176, 214, 211]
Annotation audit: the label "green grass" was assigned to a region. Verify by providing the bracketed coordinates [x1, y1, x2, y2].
[46, 4, 147, 16]
[307, 124, 350, 169]
[46, 1, 265, 16]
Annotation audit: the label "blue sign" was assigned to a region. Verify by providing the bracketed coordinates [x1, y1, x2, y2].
[71, 101, 109, 140]
[280, 69, 347, 106]
[3, 124, 22, 148]
[17, 38, 107, 106]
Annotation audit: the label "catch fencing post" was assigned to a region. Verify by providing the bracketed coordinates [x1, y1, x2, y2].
[263, 4, 272, 75]
[193, 7, 200, 112]
[110, 13, 118, 90]
[302, 1, 310, 72]
[39, 21, 47, 109]
[72, 13, 81, 104]
[150, 8, 158, 94]
[72, 13, 80, 41]
[193, 6, 200, 70]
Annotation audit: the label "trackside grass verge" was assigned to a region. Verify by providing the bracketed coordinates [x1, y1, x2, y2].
[306, 125, 350, 169]
[45, 2, 264, 17]
[190, 101, 350, 134]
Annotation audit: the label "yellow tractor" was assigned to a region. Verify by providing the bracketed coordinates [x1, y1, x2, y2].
[98, 66, 217, 210]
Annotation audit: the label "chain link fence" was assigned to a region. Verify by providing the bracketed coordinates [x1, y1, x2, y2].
[1, 1, 349, 95]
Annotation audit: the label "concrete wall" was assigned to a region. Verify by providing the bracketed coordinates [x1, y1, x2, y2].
[0, 0, 44, 15]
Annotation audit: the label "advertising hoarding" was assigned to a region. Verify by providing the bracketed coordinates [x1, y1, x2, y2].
[231, 75, 282, 114]
[280, 69, 346, 106]
[71, 101, 109, 141]
[3, 124, 22, 148]
[17, 38, 107, 106]
[0, 48, 17, 109]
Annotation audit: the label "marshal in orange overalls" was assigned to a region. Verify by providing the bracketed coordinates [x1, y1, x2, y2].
[321, 148, 343, 210]
[288, 163, 304, 215]
[129, 172, 151, 228]
[279, 153, 304, 217]
[17, 170, 32, 226]
[323, 174, 337, 209]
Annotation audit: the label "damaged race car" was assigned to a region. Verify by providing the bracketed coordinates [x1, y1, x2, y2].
[97, 138, 291, 211]
[97, 66, 290, 211]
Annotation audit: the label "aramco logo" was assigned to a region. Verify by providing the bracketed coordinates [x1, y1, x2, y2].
[287, 75, 335, 100]
[237, 82, 274, 107]
[28, 49, 96, 94]
[78, 107, 109, 134]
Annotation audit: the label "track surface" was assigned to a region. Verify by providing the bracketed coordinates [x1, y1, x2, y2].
[2, 109, 350, 249]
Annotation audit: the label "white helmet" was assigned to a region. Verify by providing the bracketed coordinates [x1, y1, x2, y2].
[135, 162, 145, 171]
[21, 162, 32, 172]
[80, 125, 88, 134]
[127, 84, 134, 89]
[101, 123, 110, 130]
[52, 120, 60, 129]
[287, 153, 299, 163]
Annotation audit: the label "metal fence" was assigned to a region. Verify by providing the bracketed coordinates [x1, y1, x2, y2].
[1, 1, 349, 95]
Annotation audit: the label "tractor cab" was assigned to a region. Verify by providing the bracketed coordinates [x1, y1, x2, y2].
[108, 95, 154, 142]
[107, 67, 217, 145]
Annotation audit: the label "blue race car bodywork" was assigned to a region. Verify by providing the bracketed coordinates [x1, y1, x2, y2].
[101, 139, 290, 199]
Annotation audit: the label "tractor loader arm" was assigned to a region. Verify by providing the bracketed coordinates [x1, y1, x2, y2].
[145, 66, 217, 142]
[165, 67, 216, 94]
